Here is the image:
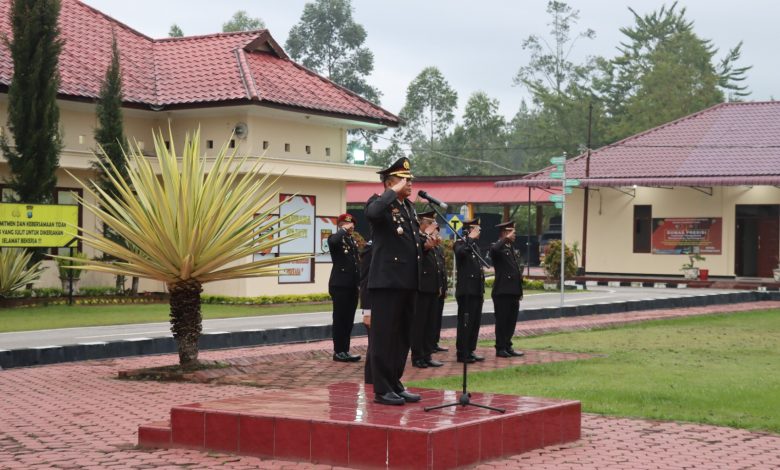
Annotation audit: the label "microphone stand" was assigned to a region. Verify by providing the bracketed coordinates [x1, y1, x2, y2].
[421, 201, 504, 414]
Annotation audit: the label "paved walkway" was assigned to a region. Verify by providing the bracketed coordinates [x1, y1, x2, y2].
[1, 301, 779, 469]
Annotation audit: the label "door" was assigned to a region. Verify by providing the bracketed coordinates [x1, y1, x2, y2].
[735, 205, 780, 278]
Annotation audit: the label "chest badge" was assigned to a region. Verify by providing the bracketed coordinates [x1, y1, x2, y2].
[396, 226, 404, 235]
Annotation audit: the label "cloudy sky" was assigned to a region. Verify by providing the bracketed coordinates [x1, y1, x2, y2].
[83, 0, 776, 121]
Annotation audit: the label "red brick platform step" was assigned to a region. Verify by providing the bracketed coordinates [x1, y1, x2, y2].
[138, 381, 581, 469]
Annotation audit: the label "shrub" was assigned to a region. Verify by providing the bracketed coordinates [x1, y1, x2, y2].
[79, 286, 120, 296]
[0, 248, 44, 298]
[541, 240, 577, 284]
[56, 250, 89, 280]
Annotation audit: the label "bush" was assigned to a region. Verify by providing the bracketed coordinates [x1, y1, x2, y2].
[56, 251, 89, 280]
[541, 240, 577, 284]
[200, 292, 332, 305]
[79, 286, 121, 296]
[33, 287, 64, 297]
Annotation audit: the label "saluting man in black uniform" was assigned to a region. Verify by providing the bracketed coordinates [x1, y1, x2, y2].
[328, 213, 361, 363]
[365, 157, 423, 406]
[430, 225, 449, 354]
[490, 221, 525, 358]
[411, 211, 444, 369]
[454, 218, 486, 363]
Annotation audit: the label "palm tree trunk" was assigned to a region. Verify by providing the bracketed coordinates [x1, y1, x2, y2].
[168, 278, 203, 367]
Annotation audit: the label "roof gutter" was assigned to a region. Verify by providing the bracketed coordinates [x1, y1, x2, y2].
[496, 176, 780, 188]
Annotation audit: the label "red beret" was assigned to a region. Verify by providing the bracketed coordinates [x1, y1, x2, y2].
[337, 213, 354, 224]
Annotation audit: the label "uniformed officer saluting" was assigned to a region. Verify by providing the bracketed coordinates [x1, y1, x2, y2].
[490, 221, 525, 358]
[328, 213, 361, 363]
[365, 157, 423, 406]
[454, 218, 486, 363]
[411, 211, 444, 369]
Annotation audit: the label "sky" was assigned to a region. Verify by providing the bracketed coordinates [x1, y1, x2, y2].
[82, 0, 777, 122]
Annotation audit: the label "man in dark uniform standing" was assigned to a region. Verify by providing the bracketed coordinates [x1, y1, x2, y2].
[454, 218, 486, 363]
[365, 157, 423, 406]
[328, 213, 361, 362]
[490, 221, 525, 358]
[430, 225, 449, 353]
[411, 211, 444, 369]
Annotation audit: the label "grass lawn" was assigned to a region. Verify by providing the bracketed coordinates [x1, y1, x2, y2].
[411, 309, 780, 433]
[0, 302, 330, 333]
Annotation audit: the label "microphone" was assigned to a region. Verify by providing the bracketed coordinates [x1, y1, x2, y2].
[418, 190, 448, 210]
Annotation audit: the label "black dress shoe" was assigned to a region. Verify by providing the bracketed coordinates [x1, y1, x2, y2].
[434, 345, 449, 353]
[397, 390, 421, 402]
[471, 353, 485, 362]
[412, 359, 428, 368]
[333, 352, 350, 362]
[345, 353, 362, 362]
[507, 349, 525, 357]
[425, 359, 444, 367]
[374, 392, 405, 406]
[457, 356, 476, 364]
[496, 349, 512, 358]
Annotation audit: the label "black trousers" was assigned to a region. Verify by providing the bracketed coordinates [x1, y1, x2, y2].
[411, 292, 438, 361]
[364, 324, 372, 385]
[492, 294, 520, 351]
[431, 296, 445, 348]
[330, 287, 358, 353]
[368, 288, 416, 395]
[456, 295, 483, 359]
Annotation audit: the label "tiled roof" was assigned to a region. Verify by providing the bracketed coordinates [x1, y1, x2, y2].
[0, 0, 398, 125]
[499, 101, 780, 187]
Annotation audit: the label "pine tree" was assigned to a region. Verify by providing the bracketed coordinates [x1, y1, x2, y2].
[93, 35, 131, 293]
[0, 0, 63, 203]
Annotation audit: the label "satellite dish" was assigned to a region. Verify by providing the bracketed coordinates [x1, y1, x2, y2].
[234, 122, 248, 139]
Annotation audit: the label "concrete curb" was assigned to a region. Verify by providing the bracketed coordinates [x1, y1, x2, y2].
[1, 291, 778, 369]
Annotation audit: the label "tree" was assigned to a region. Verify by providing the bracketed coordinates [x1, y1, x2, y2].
[511, 1, 604, 167]
[93, 35, 133, 293]
[285, 0, 379, 102]
[168, 24, 184, 37]
[0, 0, 63, 203]
[595, 2, 751, 141]
[60, 129, 308, 367]
[222, 10, 265, 32]
[398, 67, 458, 176]
[460, 92, 509, 174]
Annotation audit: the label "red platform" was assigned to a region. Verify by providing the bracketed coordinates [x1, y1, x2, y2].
[139, 382, 580, 469]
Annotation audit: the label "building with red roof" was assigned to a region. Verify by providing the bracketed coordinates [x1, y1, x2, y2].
[499, 101, 780, 279]
[0, 0, 399, 294]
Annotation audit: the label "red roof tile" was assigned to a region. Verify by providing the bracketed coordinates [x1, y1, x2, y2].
[0, 0, 398, 125]
[499, 101, 780, 187]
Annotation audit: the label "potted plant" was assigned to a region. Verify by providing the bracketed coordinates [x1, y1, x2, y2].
[57, 250, 88, 294]
[680, 253, 705, 280]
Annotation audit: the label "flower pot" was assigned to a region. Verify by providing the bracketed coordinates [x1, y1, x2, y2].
[682, 267, 699, 280]
[774, 268, 780, 282]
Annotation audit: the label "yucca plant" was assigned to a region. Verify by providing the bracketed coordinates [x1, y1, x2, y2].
[59, 128, 308, 367]
[0, 248, 43, 298]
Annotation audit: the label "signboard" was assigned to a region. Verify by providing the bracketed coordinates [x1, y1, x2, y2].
[550, 171, 564, 179]
[315, 216, 338, 263]
[278, 194, 316, 254]
[0, 203, 78, 247]
[442, 214, 463, 238]
[651, 217, 723, 254]
[252, 214, 278, 262]
[279, 257, 314, 283]
[565, 179, 580, 187]
[549, 194, 564, 203]
[550, 156, 566, 165]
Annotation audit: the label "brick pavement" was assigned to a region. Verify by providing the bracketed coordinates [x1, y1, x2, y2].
[1, 300, 779, 469]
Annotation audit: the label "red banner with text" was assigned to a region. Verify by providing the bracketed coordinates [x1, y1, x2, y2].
[651, 218, 722, 254]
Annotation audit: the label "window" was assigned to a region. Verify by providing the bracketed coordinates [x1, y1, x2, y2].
[229, 139, 236, 149]
[206, 140, 214, 149]
[305, 145, 311, 155]
[633, 205, 652, 253]
[325, 147, 331, 157]
[54, 188, 84, 255]
[164, 140, 170, 150]
[284, 143, 290, 152]
[262, 141, 269, 150]
[1, 186, 18, 202]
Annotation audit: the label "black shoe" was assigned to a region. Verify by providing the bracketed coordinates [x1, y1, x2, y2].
[496, 349, 512, 358]
[397, 390, 421, 403]
[345, 352, 362, 362]
[434, 345, 449, 353]
[457, 356, 476, 364]
[425, 359, 444, 367]
[412, 359, 428, 368]
[374, 392, 405, 406]
[471, 353, 485, 362]
[507, 349, 525, 357]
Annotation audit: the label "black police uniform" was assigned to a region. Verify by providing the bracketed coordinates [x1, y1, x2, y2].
[360, 240, 373, 384]
[454, 235, 485, 361]
[366, 187, 421, 398]
[328, 227, 360, 359]
[430, 244, 448, 352]
[490, 237, 524, 354]
[411, 231, 438, 366]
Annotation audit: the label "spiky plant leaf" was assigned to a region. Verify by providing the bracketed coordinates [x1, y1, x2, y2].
[0, 248, 43, 297]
